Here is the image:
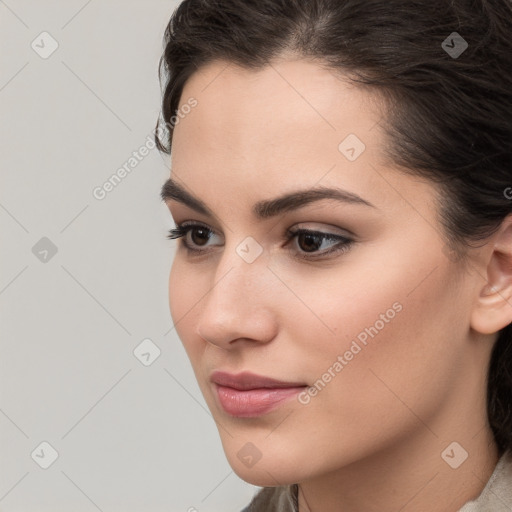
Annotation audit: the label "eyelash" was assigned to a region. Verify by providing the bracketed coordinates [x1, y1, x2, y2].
[166, 222, 354, 260]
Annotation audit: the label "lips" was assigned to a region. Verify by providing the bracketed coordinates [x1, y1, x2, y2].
[210, 371, 308, 417]
[210, 370, 307, 390]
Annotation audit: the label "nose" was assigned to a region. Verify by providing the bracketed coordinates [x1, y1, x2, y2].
[195, 246, 278, 350]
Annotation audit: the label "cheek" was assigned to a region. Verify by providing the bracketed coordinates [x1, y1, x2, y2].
[168, 259, 202, 358]
[286, 255, 455, 392]
[289, 260, 463, 438]
[168, 260, 181, 327]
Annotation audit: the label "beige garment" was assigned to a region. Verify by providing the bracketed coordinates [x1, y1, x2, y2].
[241, 449, 512, 511]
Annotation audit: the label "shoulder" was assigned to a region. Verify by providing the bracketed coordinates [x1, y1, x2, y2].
[241, 485, 297, 512]
[458, 449, 512, 511]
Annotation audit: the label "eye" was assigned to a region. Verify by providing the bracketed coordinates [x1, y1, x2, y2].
[167, 221, 222, 249]
[166, 222, 354, 260]
[286, 228, 353, 259]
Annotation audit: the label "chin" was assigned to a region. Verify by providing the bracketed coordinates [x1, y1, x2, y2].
[228, 458, 300, 488]
[220, 440, 306, 487]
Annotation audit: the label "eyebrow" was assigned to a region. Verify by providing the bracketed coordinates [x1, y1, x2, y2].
[160, 177, 376, 219]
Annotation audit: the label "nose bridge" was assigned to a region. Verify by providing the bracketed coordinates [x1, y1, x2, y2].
[208, 240, 267, 316]
[196, 239, 276, 345]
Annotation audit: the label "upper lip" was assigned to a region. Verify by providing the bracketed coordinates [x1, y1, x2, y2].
[210, 371, 307, 390]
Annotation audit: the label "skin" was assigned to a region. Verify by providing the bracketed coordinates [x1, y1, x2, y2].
[163, 56, 512, 512]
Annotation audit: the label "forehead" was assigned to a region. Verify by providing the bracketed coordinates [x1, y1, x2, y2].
[174, 57, 381, 150]
[169, 58, 437, 218]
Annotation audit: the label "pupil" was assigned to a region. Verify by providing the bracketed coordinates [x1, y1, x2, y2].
[299, 233, 321, 252]
[192, 228, 209, 246]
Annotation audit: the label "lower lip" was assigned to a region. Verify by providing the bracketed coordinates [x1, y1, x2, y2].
[215, 385, 306, 417]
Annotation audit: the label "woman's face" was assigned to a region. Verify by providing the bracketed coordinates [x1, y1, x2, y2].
[164, 57, 485, 486]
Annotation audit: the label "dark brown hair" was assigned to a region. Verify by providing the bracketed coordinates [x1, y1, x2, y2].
[155, 0, 512, 454]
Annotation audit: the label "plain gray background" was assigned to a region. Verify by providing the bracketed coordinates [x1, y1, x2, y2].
[0, 1, 258, 510]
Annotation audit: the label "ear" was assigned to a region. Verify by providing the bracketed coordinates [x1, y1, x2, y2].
[471, 214, 512, 335]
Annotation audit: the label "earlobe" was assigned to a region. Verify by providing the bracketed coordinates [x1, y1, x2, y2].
[470, 215, 512, 335]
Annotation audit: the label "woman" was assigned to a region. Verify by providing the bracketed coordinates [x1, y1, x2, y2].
[155, 0, 512, 510]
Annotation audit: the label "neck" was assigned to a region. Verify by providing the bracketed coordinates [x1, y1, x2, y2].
[297, 405, 500, 512]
